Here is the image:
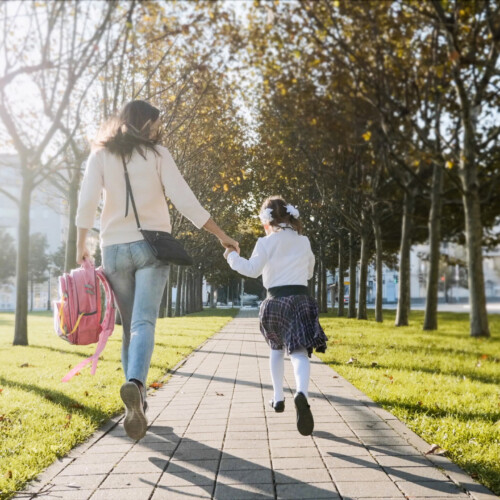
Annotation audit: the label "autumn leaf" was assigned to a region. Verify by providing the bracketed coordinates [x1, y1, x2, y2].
[362, 131, 371, 141]
[149, 382, 163, 389]
[426, 443, 446, 455]
[371, 362, 378, 367]
[216, 392, 224, 396]
[69, 403, 84, 410]
[19, 363, 33, 368]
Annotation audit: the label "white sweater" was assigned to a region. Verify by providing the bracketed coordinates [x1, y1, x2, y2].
[76, 145, 210, 247]
[227, 227, 315, 289]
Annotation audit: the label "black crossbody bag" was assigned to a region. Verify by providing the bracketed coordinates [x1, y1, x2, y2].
[121, 154, 193, 266]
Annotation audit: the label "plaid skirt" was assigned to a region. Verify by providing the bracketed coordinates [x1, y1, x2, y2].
[259, 295, 328, 356]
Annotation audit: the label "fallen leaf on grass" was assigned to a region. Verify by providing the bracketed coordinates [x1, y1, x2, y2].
[5, 471, 12, 479]
[64, 414, 72, 429]
[69, 403, 84, 410]
[19, 363, 33, 368]
[371, 362, 378, 367]
[346, 357, 357, 365]
[0, 388, 3, 394]
[149, 382, 163, 389]
[84, 391, 89, 397]
[425, 443, 446, 455]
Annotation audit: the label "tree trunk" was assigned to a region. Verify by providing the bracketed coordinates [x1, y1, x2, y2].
[158, 279, 168, 318]
[166, 265, 173, 317]
[357, 222, 369, 320]
[210, 283, 216, 308]
[372, 209, 383, 323]
[14, 174, 33, 345]
[64, 169, 80, 272]
[395, 190, 414, 327]
[423, 163, 443, 330]
[463, 186, 490, 336]
[337, 234, 345, 316]
[348, 231, 357, 318]
[317, 260, 322, 305]
[175, 267, 183, 317]
[181, 270, 187, 316]
[321, 258, 328, 313]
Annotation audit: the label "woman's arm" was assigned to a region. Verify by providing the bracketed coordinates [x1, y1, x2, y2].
[203, 218, 239, 250]
[76, 228, 91, 264]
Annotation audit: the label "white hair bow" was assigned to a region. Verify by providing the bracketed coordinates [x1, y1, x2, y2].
[259, 208, 274, 225]
[286, 204, 300, 218]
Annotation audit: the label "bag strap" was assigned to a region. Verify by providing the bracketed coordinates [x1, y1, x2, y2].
[121, 154, 143, 231]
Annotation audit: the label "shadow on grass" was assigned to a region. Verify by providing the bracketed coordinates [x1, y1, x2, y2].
[323, 357, 500, 386]
[0, 375, 111, 419]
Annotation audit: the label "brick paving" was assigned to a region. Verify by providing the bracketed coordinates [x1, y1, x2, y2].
[16, 310, 498, 500]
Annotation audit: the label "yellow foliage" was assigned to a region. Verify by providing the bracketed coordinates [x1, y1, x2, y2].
[362, 131, 371, 141]
[446, 161, 454, 169]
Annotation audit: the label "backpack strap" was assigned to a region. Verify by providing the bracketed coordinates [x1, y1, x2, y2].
[61, 267, 115, 383]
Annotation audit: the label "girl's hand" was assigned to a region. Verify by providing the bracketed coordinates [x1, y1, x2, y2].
[224, 246, 239, 259]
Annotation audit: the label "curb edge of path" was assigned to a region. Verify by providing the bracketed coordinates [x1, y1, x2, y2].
[323, 365, 499, 500]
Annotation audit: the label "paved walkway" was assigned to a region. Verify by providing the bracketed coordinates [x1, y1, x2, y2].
[17, 311, 497, 500]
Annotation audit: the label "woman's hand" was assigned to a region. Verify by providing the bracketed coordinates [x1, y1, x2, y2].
[219, 234, 240, 251]
[202, 218, 239, 252]
[76, 244, 90, 265]
[76, 227, 91, 265]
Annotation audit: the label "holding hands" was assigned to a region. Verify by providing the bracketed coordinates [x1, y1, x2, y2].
[224, 245, 240, 260]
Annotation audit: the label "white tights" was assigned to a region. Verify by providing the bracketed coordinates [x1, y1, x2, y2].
[269, 347, 310, 401]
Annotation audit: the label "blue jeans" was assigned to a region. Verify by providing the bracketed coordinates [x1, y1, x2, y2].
[102, 240, 169, 397]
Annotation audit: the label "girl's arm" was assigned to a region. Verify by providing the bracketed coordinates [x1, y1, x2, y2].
[226, 238, 267, 279]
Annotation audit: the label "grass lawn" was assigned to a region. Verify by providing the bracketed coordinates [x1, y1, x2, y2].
[317, 309, 500, 496]
[0, 308, 237, 500]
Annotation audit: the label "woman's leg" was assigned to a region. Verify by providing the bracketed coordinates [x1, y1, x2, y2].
[126, 244, 169, 392]
[102, 244, 135, 380]
[290, 347, 310, 398]
[269, 348, 285, 402]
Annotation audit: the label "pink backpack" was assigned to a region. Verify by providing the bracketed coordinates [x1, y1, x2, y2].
[53, 259, 115, 382]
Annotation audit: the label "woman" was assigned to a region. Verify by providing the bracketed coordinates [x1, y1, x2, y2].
[76, 100, 239, 440]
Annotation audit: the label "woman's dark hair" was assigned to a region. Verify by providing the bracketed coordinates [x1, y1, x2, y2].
[261, 196, 302, 234]
[94, 100, 161, 159]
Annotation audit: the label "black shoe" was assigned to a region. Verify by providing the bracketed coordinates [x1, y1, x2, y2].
[269, 399, 285, 413]
[294, 392, 314, 436]
[120, 381, 147, 440]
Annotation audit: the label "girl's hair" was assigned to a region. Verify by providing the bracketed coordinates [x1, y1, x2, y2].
[93, 100, 161, 159]
[261, 196, 303, 234]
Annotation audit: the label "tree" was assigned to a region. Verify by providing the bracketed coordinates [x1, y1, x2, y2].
[0, 230, 16, 284]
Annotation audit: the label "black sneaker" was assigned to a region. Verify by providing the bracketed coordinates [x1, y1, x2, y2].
[269, 400, 285, 413]
[294, 392, 314, 436]
[120, 381, 147, 440]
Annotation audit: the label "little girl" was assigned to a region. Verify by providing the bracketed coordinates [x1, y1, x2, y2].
[224, 196, 327, 436]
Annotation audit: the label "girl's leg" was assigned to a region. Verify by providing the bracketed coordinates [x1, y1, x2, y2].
[290, 347, 310, 398]
[269, 348, 285, 402]
[291, 347, 314, 436]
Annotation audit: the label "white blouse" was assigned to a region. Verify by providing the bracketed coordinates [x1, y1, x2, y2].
[227, 227, 315, 289]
